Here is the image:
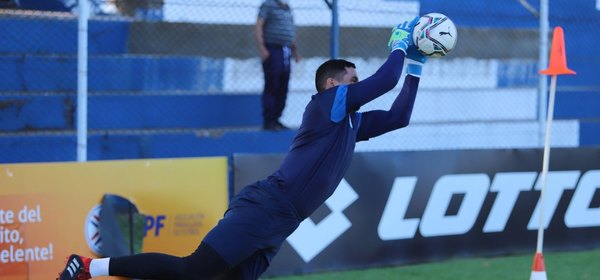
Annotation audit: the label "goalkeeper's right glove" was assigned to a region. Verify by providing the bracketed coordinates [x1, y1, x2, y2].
[406, 45, 427, 78]
[387, 16, 419, 54]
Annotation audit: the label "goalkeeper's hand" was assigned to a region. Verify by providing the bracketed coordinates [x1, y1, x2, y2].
[406, 45, 427, 78]
[388, 16, 419, 54]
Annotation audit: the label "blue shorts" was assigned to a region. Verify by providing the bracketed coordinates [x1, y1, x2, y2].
[203, 180, 301, 279]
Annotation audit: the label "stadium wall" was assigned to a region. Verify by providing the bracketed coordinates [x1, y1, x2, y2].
[2, 147, 598, 278]
[234, 148, 600, 276]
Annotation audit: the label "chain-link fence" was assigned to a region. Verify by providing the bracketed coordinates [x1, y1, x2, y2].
[1, 0, 596, 162]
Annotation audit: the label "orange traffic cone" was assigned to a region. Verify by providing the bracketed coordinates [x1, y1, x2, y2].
[530, 252, 547, 280]
[539, 26, 576, 76]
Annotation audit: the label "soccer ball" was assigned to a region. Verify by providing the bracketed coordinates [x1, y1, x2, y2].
[412, 13, 458, 58]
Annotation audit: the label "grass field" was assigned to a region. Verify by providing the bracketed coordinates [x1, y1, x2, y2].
[268, 249, 600, 280]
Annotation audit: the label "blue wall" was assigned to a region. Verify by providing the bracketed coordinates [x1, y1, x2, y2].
[0, 17, 223, 92]
[0, 94, 261, 131]
[0, 131, 295, 163]
[16, 0, 72, 12]
[0, 17, 128, 54]
[0, 55, 223, 92]
[420, 0, 600, 28]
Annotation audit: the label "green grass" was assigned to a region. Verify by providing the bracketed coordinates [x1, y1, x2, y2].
[268, 249, 600, 280]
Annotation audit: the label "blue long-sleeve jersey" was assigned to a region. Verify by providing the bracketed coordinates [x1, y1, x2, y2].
[267, 50, 420, 219]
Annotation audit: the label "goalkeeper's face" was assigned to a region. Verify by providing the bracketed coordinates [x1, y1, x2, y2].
[326, 67, 359, 90]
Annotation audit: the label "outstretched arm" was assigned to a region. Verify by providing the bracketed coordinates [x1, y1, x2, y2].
[356, 45, 427, 141]
[344, 51, 405, 112]
[344, 18, 419, 113]
[356, 75, 420, 141]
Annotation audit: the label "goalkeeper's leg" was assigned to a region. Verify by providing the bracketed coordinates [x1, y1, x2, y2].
[108, 241, 230, 279]
[59, 242, 233, 279]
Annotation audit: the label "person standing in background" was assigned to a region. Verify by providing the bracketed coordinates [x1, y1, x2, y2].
[255, 0, 300, 131]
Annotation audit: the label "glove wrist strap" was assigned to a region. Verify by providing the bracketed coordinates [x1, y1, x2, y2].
[390, 42, 408, 54]
[406, 59, 424, 78]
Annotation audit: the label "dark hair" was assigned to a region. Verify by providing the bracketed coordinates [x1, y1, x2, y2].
[315, 59, 356, 92]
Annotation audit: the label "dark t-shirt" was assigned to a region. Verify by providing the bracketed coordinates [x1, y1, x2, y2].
[258, 0, 295, 46]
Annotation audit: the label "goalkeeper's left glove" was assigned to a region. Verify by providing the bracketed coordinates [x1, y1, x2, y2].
[387, 16, 419, 54]
[406, 45, 427, 78]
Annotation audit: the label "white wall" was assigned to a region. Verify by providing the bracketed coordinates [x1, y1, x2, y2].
[163, 0, 418, 27]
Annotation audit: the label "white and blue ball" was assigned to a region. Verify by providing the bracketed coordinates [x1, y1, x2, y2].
[412, 13, 458, 58]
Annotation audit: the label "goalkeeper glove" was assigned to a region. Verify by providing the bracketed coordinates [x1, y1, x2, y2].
[388, 16, 419, 54]
[406, 45, 427, 78]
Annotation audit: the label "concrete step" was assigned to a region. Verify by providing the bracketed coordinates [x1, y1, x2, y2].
[0, 93, 262, 131]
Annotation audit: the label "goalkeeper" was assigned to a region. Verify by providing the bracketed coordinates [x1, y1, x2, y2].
[58, 17, 426, 280]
